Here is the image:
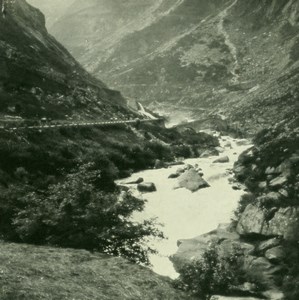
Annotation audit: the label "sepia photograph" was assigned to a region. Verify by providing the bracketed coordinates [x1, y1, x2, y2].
[0, 0, 298, 299]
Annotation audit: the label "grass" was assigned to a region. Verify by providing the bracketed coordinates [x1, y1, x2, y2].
[0, 241, 194, 300]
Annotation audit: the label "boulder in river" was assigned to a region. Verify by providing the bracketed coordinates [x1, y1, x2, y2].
[137, 182, 157, 193]
[177, 169, 209, 192]
[215, 146, 225, 153]
[168, 173, 180, 179]
[125, 177, 144, 184]
[213, 156, 230, 163]
[200, 149, 218, 158]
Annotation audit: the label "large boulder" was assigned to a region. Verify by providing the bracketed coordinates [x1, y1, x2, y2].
[137, 182, 157, 193]
[172, 224, 241, 270]
[269, 175, 288, 188]
[213, 156, 230, 163]
[262, 207, 299, 241]
[256, 238, 282, 253]
[177, 169, 209, 192]
[265, 246, 285, 263]
[236, 204, 266, 236]
[237, 204, 299, 241]
[244, 256, 283, 289]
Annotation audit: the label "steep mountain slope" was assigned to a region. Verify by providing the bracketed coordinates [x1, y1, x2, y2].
[0, 1, 219, 297]
[45, 0, 299, 130]
[0, 0, 131, 121]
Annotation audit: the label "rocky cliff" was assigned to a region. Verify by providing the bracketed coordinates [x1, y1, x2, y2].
[38, 0, 299, 131]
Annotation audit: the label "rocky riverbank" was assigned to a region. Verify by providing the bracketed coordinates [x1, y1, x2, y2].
[172, 120, 299, 299]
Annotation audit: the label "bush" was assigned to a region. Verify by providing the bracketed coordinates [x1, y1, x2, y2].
[175, 243, 245, 300]
[10, 163, 164, 265]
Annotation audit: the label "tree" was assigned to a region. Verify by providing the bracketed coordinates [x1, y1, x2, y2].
[12, 163, 164, 265]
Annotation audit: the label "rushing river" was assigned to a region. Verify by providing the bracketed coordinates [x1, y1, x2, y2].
[117, 135, 251, 279]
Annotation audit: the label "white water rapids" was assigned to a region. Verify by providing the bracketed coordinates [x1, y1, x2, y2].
[117, 135, 251, 279]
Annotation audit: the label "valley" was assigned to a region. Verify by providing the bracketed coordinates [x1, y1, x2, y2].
[0, 0, 298, 299]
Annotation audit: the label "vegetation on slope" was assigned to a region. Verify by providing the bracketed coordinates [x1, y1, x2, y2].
[0, 0, 219, 279]
[0, 242, 195, 300]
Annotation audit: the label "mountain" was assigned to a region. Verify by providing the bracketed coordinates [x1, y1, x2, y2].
[26, 0, 75, 28]
[0, 0, 133, 122]
[44, 0, 299, 131]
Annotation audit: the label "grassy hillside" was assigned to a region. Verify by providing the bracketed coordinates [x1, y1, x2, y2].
[0, 242, 195, 300]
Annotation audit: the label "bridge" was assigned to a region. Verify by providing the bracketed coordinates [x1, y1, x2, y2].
[0, 118, 165, 132]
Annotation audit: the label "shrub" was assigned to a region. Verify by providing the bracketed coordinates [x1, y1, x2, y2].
[11, 163, 164, 265]
[175, 243, 245, 300]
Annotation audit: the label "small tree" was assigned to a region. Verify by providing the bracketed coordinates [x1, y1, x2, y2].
[175, 243, 245, 300]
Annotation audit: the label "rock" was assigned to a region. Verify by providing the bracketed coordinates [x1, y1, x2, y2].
[269, 175, 288, 188]
[184, 164, 193, 170]
[244, 256, 283, 287]
[165, 161, 185, 167]
[235, 139, 251, 146]
[223, 141, 232, 148]
[265, 246, 285, 262]
[234, 164, 248, 180]
[154, 159, 165, 169]
[231, 183, 244, 190]
[262, 289, 284, 300]
[265, 167, 277, 175]
[278, 189, 288, 197]
[215, 146, 225, 153]
[238, 204, 299, 241]
[137, 182, 157, 193]
[177, 169, 209, 192]
[258, 192, 281, 206]
[168, 173, 180, 179]
[276, 160, 291, 177]
[125, 177, 144, 184]
[258, 181, 267, 189]
[290, 154, 299, 164]
[256, 238, 281, 252]
[262, 206, 299, 241]
[237, 204, 266, 236]
[238, 148, 255, 164]
[172, 224, 240, 270]
[213, 156, 229, 163]
[200, 149, 218, 158]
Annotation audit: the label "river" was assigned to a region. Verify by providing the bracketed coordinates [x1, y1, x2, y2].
[117, 135, 251, 279]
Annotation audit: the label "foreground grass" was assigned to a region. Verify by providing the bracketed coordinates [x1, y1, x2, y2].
[0, 241, 194, 300]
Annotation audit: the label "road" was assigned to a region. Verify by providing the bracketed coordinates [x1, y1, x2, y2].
[0, 118, 164, 132]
